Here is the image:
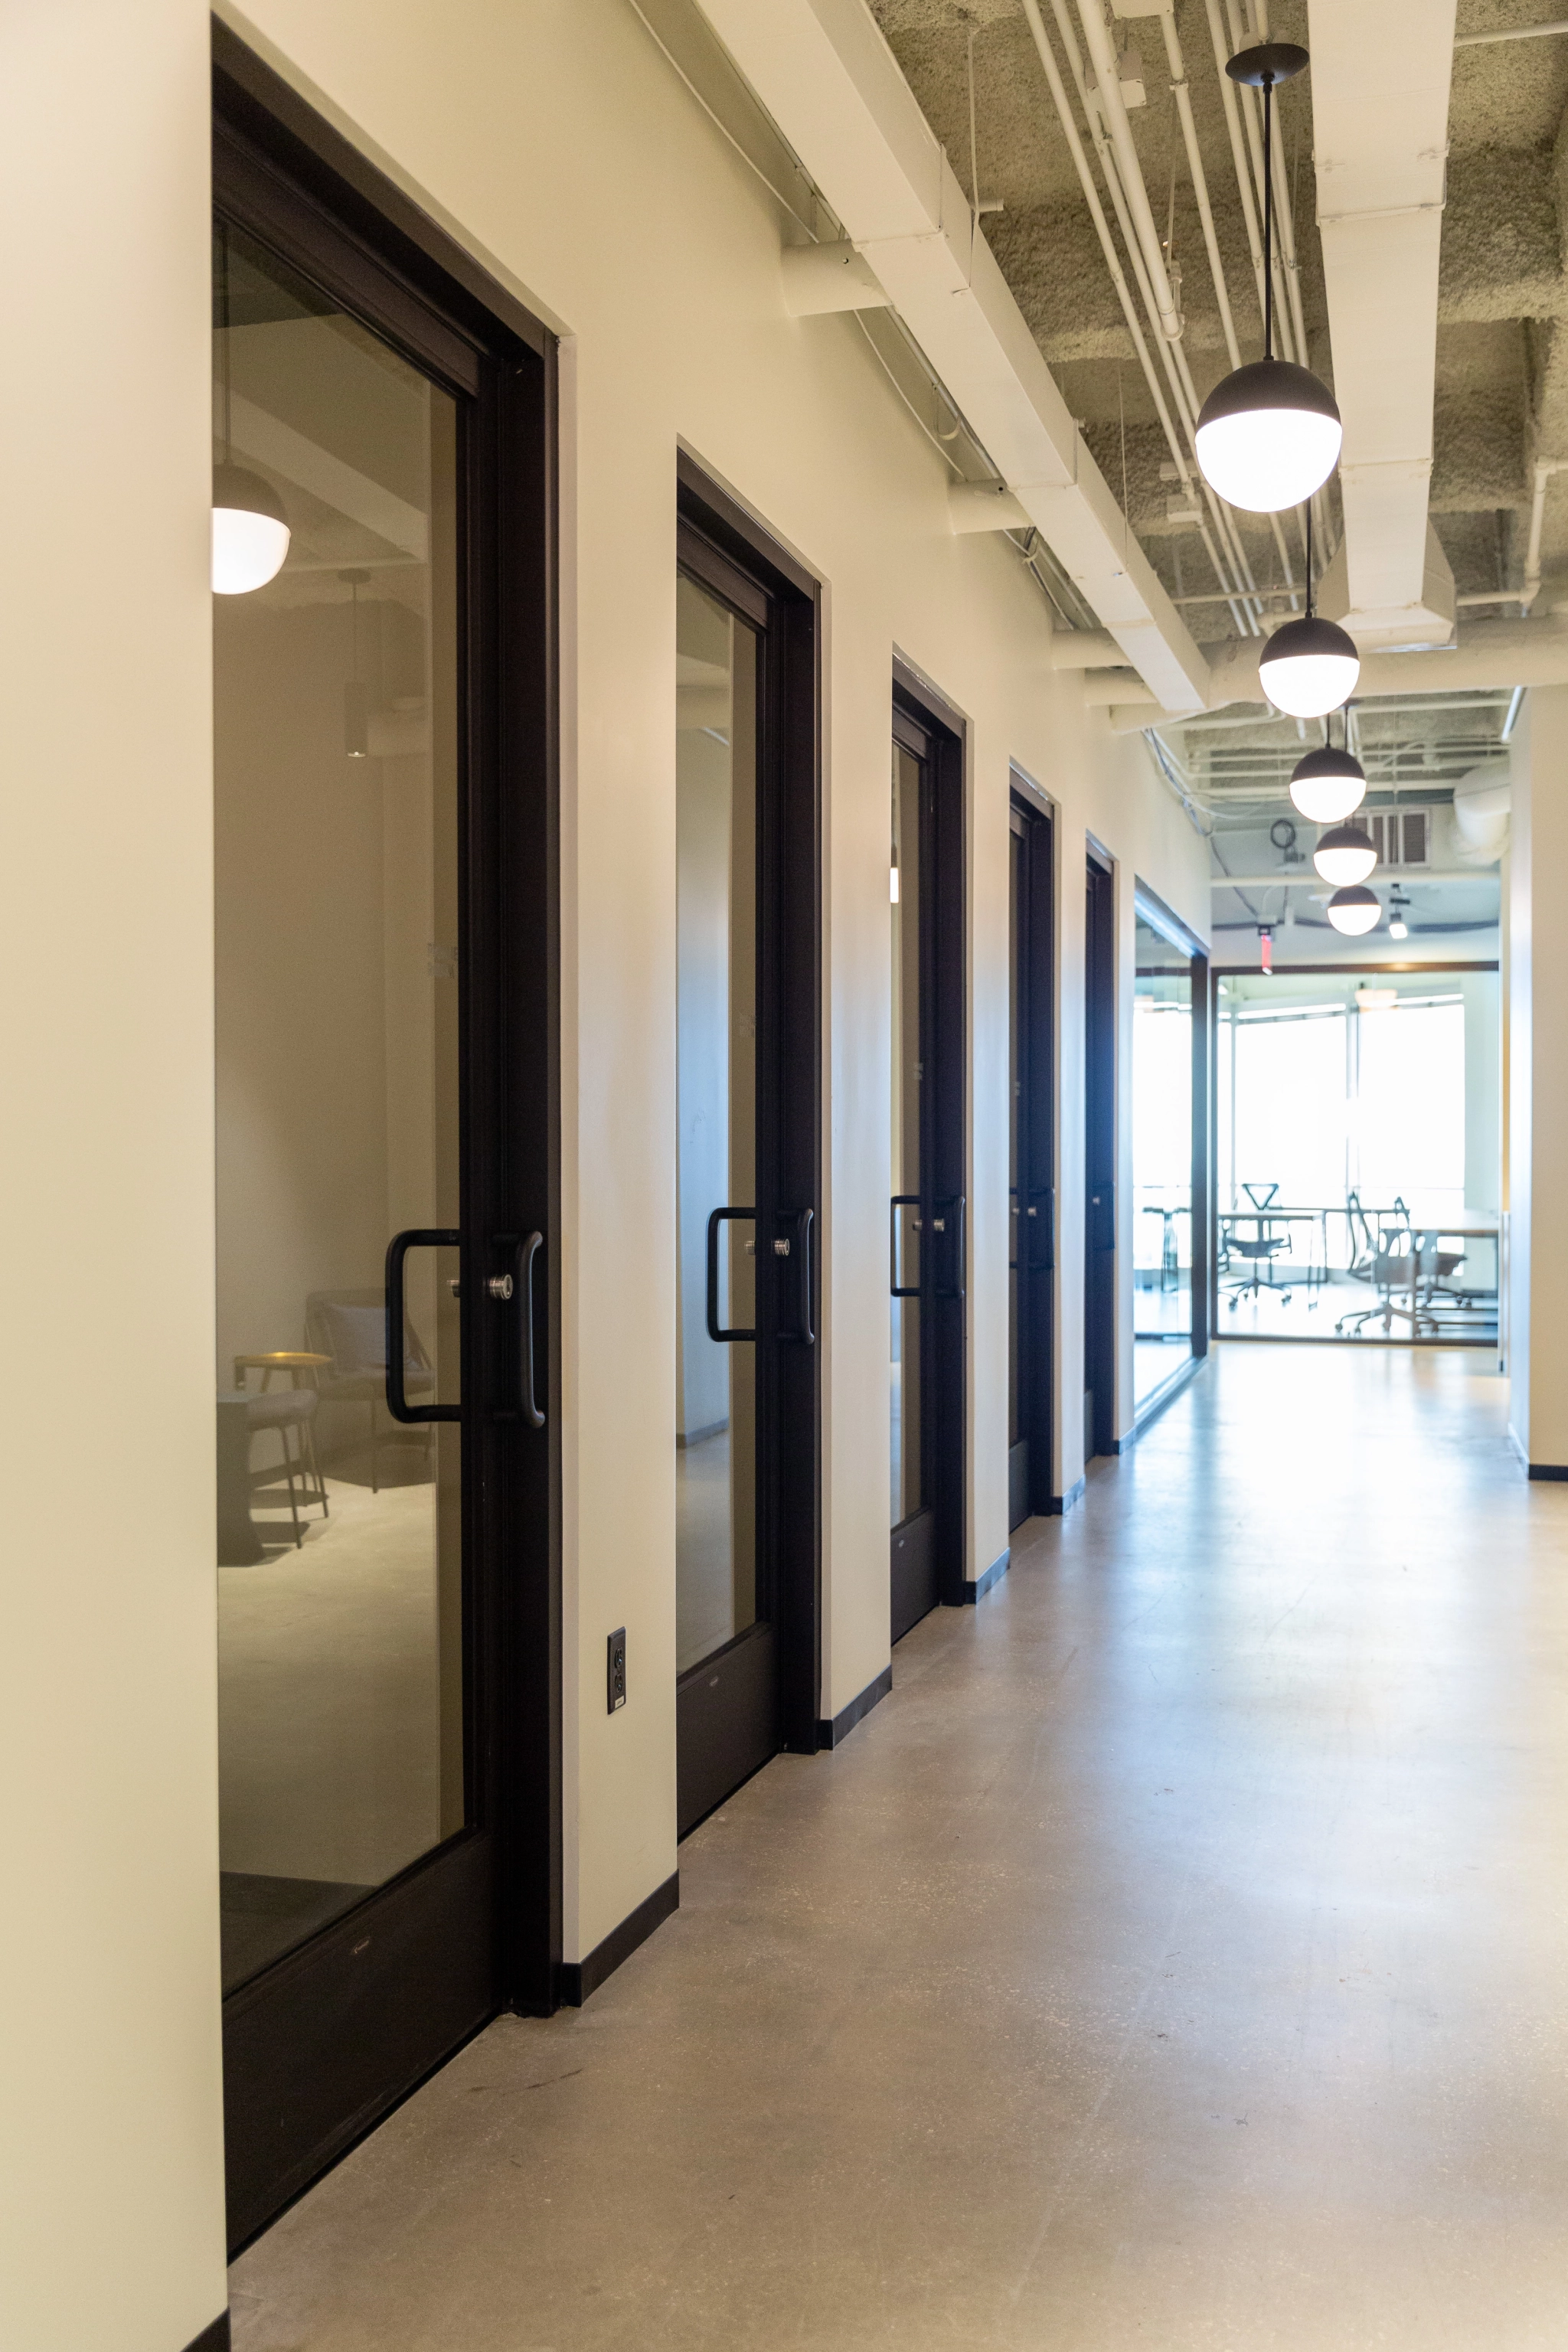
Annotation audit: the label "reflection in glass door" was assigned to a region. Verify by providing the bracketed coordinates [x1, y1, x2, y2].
[674, 487, 819, 1834]
[1008, 792, 1054, 1527]
[212, 73, 554, 2252]
[890, 739, 926, 1541]
[676, 573, 759, 1677]
[1132, 890, 1207, 1413]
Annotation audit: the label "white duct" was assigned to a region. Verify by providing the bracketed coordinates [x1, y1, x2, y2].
[781, 239, 893, 314]
[694, 0, 1213, 711]
[948, 485, 1031, 533]
[1310, 0, 1456, 646]
[1451, 763, 1511, 859]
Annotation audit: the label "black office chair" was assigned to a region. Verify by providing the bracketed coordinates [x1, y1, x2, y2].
[1225, 1181, 1290, 1307]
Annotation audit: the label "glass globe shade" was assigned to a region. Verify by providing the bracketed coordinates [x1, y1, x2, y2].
[1194, 358, 1343, 514]
[212, 463, 290, 595]
[1326, 884, 1380, 936]
[1312, 825, 1377, 885]
[1258, 615, 1361, 720]
[1289, 745, 1366, 823]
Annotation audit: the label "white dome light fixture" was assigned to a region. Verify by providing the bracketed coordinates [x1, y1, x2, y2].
[1327, 884, 1380, 936]
[1195, 45, 1342, 513]
[1259, 500, 1359, 718]
[213, 462, 290, 596]
[1313, 823, 1377, 886]
[212, 220, 289, 596]
[1289, 725, 1366, 823]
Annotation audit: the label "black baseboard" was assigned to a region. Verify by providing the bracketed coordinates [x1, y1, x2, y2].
[962, 1547, 1009, 1603]
[184, 2318, 230, 2352]
[557, 1872, 678, 2007]
[818, 1663, 892, 1748]
[1047, 1475, 1086, 1516]
[1529, 1463, 1568, 1481]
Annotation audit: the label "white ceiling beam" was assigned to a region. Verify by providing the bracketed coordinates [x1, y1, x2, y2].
[690, 0, 1213, 714]
[1309, 0, 1456, 647]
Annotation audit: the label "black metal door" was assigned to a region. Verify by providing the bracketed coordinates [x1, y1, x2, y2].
[213, 41, 557, 2253]
[1084, 852, 1117, 1459]
[890, 684, 965, 1642]
[673, 472, 820, 1838]
[1009, 794, 1054, 1526]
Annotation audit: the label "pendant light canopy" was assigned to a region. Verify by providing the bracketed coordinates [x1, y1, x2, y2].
[1289, 736, 1366, 823]
[213, 462, 290, 596]
[1194, 45, 1342, 514]
[1326, 884, 1380, 936]
[213, 221, 290, 596]
[1312, 822, 1377, 885]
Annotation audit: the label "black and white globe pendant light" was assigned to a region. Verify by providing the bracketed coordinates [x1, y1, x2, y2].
[1313, 822, 1377, 886]
[1289, 716, 1366, 823]
[1258, 501, 1360, 719]
[1194, 45, 1342, 513]
[212, 223, 290, 596]
[1326, 884, 1380, 936]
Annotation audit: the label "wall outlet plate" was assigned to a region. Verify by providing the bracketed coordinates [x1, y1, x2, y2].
[607, 1628, 627, 1713]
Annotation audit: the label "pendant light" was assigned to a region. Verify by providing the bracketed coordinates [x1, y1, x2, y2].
[1258, 500, 1359, 719]
[1387, 890, 1410, 941]
[1313, 822, 1376, 885]
[212, 222, 290, 596]
[1326, 884, 1380, 936]
[342, 568, 371, 757]
[1195, 46, 1342, 512]
[1289, 713, 1366, 822]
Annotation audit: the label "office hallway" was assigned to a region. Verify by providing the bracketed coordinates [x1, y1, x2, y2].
[230, 1347, 1568, 2352]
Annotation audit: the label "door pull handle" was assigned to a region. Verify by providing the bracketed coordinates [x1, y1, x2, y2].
[890, 1193, 920, 1298]
[780, 1208, 814, 1344]
[706, 1207, 756, 1342]
[518, 1232, 545, 1428]
[384, 1228, 462, 1423]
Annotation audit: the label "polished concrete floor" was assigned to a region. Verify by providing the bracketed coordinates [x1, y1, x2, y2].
[230, 1346, 1568, 2350]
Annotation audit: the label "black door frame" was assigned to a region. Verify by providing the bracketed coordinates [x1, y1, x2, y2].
[890, 666, 967, 1632]
[214, 30, 560, 2252]
[1084, 845, 1117, 1460]
[1010, 779, 1055, 1524]
[1131, 880, 1210, 1419]
[674, 459, 822, 1834]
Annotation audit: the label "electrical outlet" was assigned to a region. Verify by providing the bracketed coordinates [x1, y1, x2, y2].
[607, 1628, 627, 1713]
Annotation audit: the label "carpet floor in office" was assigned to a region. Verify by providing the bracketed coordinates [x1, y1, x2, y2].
[229, 1344, 1568, 2352]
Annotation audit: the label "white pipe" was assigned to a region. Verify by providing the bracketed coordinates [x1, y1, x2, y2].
[1157, 9, 1242, 373]
[1205, 0, 1268, 335]
[1455, 18, 1568, 42]
[1211, 867, 1496, 887]
[1073, 0, 1184, 344]
[1521, 458, 1568, 609]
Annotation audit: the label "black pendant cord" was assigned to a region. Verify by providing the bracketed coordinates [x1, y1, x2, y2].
[1262, 74, 1275, 361]
[351, 575, 359, 681]
[1305, 498, 1313, 619]
[219, 219, 233, 467]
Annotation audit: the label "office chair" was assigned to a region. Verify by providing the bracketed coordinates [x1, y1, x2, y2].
[1225, 1181, 1289, 1307]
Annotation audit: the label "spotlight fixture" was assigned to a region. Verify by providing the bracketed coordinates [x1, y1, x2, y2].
[1194, 45, 1342, 513]
[1326, 884, 1380, 936]
[1259, 501, 1359, 719]
[212, 224, 290, 595]
[1289, 724, 1366, 823]
[1313, 822, 1377, 886]
[1387, 890, 1410, 942]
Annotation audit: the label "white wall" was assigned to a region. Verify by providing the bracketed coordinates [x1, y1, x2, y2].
[1507, 688, 1568, 1468]
[5, 1, 1210, 2331]
[0, 3, 230, 2347]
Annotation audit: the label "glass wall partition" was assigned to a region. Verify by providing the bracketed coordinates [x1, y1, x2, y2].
[1214, 965, 1500, 1344]
[1132, 893, 1207, 1411]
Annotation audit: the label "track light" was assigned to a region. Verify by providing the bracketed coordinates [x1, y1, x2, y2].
[1194, 46, 1341, 513]
[1313, 824, 1377, 886]
[1327, 884, 1380, 936]
[1259, 500, 1358, 719]
[1289, 733, 1366, 823]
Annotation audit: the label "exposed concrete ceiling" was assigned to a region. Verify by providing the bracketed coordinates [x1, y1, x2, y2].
[868, 0, 1568, 632]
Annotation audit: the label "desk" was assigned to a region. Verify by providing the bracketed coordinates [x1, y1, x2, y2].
[1407, 1223, 1500, 1334]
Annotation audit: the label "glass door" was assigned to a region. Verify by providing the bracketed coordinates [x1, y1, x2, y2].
[1083, 852, 1117, 1458]
[1132, 903, 1199, 1406]
[213, 76, 553, 2252]
[675, 488, 820, 1833]
[1008, 792, 1054, 1527]
[890, 689, 965, 1638]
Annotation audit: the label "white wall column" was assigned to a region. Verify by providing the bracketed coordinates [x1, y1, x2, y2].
[1508, 688, 1568, 1469]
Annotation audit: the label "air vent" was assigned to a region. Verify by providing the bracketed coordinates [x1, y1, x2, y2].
[1366, 808, 1429, 869]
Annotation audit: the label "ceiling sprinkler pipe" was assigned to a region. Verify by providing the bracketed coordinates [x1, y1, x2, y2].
[1159, 10, 1243, 374]
[1521, 458, 1568, 612]
[1073, 0, 1185, 344]
[1206, 0, 1269, 333]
